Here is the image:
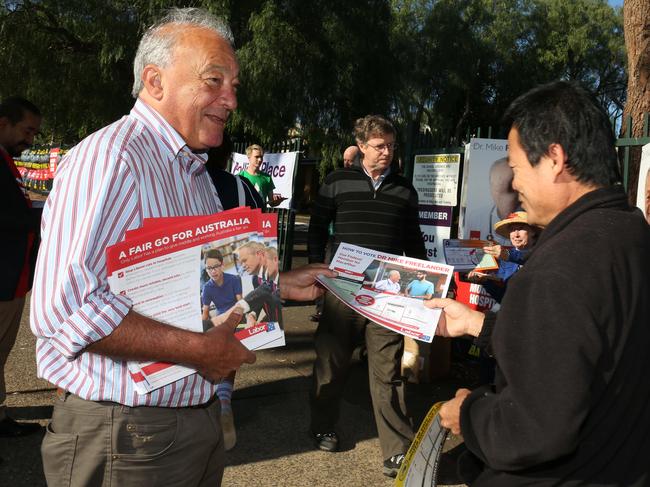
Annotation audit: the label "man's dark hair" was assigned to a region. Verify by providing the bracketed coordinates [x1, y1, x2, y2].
[0, 96, 41, 124]
[502, 81, 620, 187]
[204, 248, 224, 263]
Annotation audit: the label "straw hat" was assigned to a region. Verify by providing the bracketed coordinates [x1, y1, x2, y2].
[494, 211, 531, 238]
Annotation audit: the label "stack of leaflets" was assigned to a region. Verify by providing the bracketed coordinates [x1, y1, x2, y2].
[106, 208, 283, 394]
[316, 243, 454, 343]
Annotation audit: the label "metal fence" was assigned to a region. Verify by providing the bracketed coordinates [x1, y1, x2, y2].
[616, 114, 650, 190]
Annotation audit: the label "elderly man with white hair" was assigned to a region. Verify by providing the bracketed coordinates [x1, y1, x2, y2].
[31, 8, 333, 486]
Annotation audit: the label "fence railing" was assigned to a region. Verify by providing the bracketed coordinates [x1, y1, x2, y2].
[616, 114, 650, 190]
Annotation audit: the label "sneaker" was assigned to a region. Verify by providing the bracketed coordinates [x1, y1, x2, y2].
[0, 417, 42, 437]
[383, 453, 405, 478]
[312, 431, 338, 452]
[220, 409, 237, 451]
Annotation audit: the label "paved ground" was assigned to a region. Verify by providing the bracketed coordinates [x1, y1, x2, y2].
[1, 214, 475, 486]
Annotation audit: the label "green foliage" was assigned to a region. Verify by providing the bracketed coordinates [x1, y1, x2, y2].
[0, 0, 626, 177]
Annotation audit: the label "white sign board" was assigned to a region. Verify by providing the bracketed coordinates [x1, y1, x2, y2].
[413, 153, 461, 206]
[413, 153, 461, 263]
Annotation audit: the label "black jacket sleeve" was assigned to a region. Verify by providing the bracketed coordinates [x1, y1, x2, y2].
[308, 176, 336, 264]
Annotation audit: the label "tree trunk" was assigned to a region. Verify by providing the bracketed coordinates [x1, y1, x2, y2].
[622, 0, 650, 202]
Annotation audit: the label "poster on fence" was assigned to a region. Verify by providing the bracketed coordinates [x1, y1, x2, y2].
[231, 151, 298, 210]
[413, 153, 460, 263]
[459, 139, 514, 246]
[635, 143, 650, 224]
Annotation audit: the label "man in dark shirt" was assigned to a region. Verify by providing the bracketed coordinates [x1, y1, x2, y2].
[0, 96, 43, 437]
[428, 81, 650, 486]
[308, 115, 426, 477]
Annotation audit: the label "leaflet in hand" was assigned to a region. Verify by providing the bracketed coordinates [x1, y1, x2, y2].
[106, 208, 284, 395]
[316, 243, 454, 343]
[442, 238, 499, 272]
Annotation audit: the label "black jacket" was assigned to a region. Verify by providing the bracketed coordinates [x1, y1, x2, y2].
[0, 152, 41, 300]
[462, 187, 650, 486]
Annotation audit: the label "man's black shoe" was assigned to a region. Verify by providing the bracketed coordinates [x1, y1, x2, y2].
[0, 417, 42, 437]
[309, 313, 321, 322]
[312, 431, 338, 452]
[383, 453, 405, 478]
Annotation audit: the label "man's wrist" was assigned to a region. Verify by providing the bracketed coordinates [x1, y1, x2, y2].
[467, 310, 486, 337]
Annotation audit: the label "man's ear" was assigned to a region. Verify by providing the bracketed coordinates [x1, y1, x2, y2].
[547, 143, 569, 179]
[141, 65, 164, 100]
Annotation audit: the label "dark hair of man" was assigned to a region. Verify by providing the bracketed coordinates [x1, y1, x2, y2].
[204, 248, 224, 263]
[353, 115, 396, 144]
[502, 81, 621, 188]
[0, 96, 41, 124]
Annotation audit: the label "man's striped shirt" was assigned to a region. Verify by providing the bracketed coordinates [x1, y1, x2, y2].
[30, 99, 223, 407]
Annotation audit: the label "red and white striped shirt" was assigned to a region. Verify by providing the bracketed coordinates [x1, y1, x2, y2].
[30, 99, 223, 406]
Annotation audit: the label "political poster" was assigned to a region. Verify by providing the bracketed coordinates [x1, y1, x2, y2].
[635, 142, 650, 224]
[231, 151, 298, 209]
[106, 209, 284, 394]
[459, 139, 513, 246]
[413, 153, 461, 263]
[316, 243, 453, 343]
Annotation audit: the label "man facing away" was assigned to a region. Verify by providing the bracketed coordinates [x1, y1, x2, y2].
[30, 8, 332, 486]
[239, 144, 285, 207]
[0, 96, 43, 438]
[308, 115, 426, 477]
[427, 81, 650, 486]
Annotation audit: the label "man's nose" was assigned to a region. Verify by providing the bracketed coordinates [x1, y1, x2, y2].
[221, 86, 237, 111]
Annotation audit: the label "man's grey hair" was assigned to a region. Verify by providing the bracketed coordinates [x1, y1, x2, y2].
[131, 7, 234, 98]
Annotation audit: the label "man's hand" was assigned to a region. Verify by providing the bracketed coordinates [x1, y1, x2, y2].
[198, 307, 256, 381]
[424, 298, 485, 337]
[268, 193, 287, 207]
[280, 264, 337, 301]
[439, 388, 471, 435]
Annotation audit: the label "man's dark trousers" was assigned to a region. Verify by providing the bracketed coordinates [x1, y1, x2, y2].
[309, 292, 413, 460]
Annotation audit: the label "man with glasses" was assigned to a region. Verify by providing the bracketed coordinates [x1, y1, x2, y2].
[308, 115, 426, 477]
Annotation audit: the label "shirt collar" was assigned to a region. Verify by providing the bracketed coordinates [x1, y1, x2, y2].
[129, 98, 208, 167]
[362, 164, 391, 189]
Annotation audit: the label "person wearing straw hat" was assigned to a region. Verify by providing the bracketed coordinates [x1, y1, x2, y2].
[468, 211, 538, 303]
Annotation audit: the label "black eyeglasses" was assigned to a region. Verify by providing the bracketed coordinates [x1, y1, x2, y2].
[365, 142, 398, 153]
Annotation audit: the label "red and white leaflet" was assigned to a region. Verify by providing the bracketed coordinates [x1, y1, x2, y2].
[106, 209, 282, 394]
[316, 243, 454, 343]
